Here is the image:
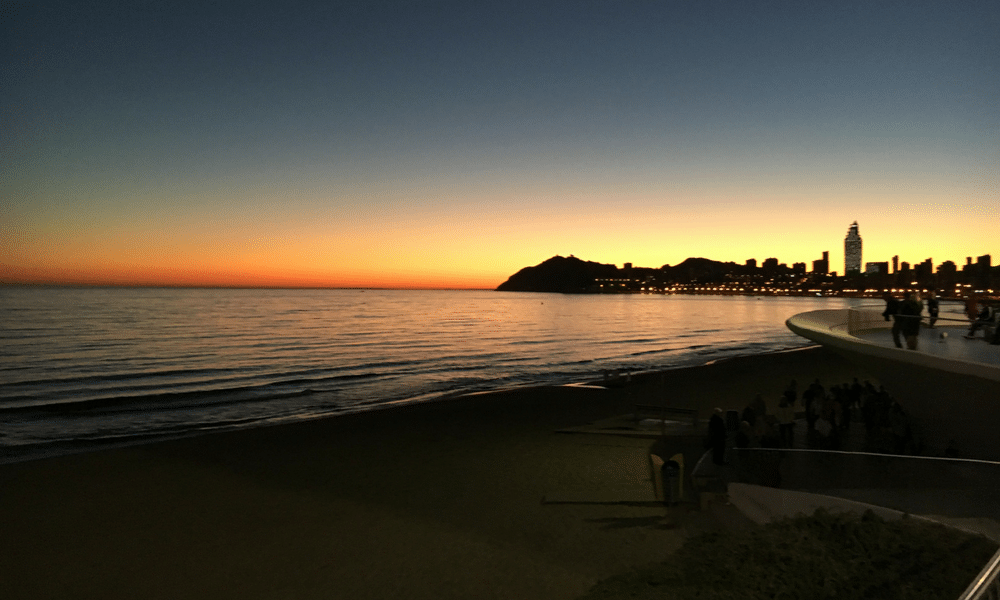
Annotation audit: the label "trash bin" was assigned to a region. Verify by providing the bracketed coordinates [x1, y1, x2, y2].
[662, 459, 681, 504]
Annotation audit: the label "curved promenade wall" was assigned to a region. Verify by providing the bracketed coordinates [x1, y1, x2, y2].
[786, 310, 1000, 461]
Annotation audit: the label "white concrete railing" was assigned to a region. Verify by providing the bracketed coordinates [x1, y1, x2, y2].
[845, 306, 971, 337]
[796, 306, 908, 335]
[846, 307, 1000, 599]
[846, 307, 892, 335]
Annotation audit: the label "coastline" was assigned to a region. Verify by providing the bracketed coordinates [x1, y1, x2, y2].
[0, 346, 875, 600]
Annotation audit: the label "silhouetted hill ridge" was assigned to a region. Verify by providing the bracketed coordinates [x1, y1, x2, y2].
[495, 255, 619, 293]
[665, 257, 746, 281]
[495, 255, 753, 292]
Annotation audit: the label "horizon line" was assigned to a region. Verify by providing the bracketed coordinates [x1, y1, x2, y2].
[0, 282, 497, 291]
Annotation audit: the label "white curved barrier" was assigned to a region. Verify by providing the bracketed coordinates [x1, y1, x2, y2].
[786, 309, 1000, 460]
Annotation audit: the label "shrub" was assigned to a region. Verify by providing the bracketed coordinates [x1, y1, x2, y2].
[581, 508, 998, 600]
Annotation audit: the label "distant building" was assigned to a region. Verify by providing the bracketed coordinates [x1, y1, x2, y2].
[893, 256, 899, 275]
[844, 222, 862, 274]
[813, 251, 829, 275]
[915, 258, 933, 283]
[937, 260, 957, 287]
[976, 255, 992, 289]
[938, 261, 957, 276]
[792, 262, 807, 274]
[865, 262, 889, 275]
[746, 259, 757, 269]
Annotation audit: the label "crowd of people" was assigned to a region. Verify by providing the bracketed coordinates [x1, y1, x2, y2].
[707, 377, 919, 465]
[882, 290, 1000, 348]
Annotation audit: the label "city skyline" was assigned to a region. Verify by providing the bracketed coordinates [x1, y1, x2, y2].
[4, 2, 998, 289]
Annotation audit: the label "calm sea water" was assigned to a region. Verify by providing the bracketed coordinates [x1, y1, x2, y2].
[0, 287, 864, 462]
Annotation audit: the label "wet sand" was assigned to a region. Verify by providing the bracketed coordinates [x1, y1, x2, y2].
[0, 346, 874, 600]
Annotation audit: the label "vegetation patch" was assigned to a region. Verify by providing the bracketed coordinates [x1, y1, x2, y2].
[581, 508, 997, 600]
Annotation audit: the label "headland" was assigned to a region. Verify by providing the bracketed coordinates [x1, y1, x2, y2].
[498, 254, 998, 297]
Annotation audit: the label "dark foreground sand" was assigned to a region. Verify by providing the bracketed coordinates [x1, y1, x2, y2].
[1, 347, 874, 600]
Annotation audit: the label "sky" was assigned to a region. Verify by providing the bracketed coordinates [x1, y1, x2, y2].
[3, 0, 998, 289]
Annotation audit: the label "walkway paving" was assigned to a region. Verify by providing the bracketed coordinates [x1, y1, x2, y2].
[855, 325, 1000, 366]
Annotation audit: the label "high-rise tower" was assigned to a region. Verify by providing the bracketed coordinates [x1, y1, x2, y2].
[844, 221, 862, 274]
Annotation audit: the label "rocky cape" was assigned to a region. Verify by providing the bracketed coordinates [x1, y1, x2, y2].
[495, 255, 749, 293]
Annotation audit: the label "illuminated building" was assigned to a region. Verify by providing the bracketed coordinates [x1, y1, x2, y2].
[844, 221, 862, 274]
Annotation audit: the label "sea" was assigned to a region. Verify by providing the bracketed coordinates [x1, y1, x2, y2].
[0, 287, 868, 463]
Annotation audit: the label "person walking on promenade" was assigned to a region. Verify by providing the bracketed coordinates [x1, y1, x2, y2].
[882, 292, 903, 348]
[849, 378, 863, 420]
[899, 292, 924, 350]
[926, 290, 940, 328]
[708, 408, 727, 466]
[804, 379, 824, 431]
[751, 394, 767, 422]
[966, 295, 980, 322]
[784, 380, 797, 407]
[776, 396, 796, 448]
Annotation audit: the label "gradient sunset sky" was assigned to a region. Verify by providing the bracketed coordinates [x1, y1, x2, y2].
[4, 1, 998, 289]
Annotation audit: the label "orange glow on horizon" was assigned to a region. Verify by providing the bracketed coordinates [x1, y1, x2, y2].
[0, 263, 500, 290]
[4, 183, 996, 290]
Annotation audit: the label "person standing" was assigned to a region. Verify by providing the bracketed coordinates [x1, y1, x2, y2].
[776, 396, 796, 448]
[708, 408, 728, 465]
[784, 380, 798, 407]
[899, 292, 924, 350]
[926, 290, 940, 328]
[805, 379, 824, 431]
[751, 394, 767, 422]
[882, 292, 902, 348]
[850, 378, 863, 414]
[966, 295, 980, 322]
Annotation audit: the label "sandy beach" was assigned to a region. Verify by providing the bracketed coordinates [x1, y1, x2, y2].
[1, 346, 875, 600]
